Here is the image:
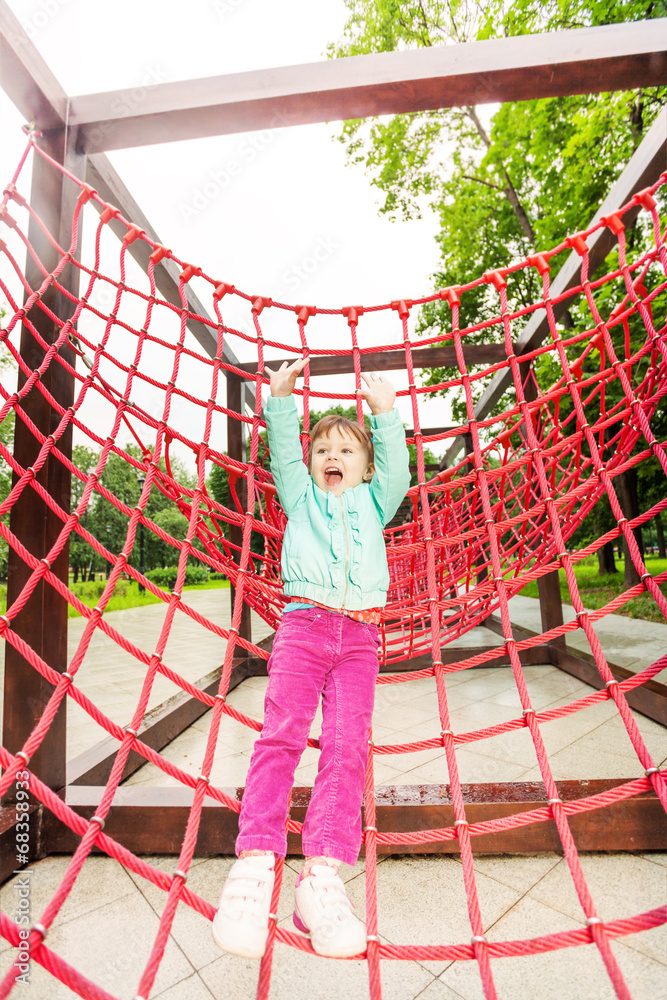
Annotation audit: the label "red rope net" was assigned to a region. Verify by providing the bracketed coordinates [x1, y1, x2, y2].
[0, 138, 665, 1000]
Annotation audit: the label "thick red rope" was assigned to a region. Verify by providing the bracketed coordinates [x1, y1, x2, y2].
[0, 137, 665, 1000]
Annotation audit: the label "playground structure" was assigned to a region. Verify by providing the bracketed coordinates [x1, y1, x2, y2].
[0, 4, 666, 999]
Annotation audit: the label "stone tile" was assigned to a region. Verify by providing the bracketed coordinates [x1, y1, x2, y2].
[447, 700, 516, 733]
[587, 712, 667, 766]
[469, 853, 562, 895]
[0, 856, 137, 947]
[397, 747, 531, 785]
[128, 857, 299, 972]
[609, 942, 667, 1000]
[639, 853, 667, 868]
[528, 854, 667, 964]
[416, 978, 468, 999]
[457, 726, 539, 771]
[452, 671, 520, 705]
[536, 700, 623, 756]
[17, 891, 195, 999]
[374, 741, 449, 775]
[439, 889, 666, 1000]
[487, 673, 592, 712]
[199, 930, 437, 1000]
[154, 973, 216, 999]
[346, 856, 520, 949]
[376, 704, 442, 734]
[0, 958, 80, 998]
[517, 740, 647, 782]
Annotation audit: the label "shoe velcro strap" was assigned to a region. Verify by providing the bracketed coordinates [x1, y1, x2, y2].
[228, 868, 273, 883]
[223, 885, 266, 902]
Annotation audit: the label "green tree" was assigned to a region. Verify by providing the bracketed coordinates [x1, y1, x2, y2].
[329, 0, 667, 581]
[69, 444, 99, 582]
[329, 0, 666, 412]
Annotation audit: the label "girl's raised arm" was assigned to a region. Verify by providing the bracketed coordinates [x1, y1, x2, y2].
[263, 358, 310, 515]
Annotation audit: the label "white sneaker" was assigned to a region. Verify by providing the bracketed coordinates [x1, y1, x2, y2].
[212, 855, 275, 959]
[293, 865, 367, 958]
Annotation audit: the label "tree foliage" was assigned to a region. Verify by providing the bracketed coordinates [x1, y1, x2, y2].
[329, 0, 667, 368]
[329, 0, 667, 580]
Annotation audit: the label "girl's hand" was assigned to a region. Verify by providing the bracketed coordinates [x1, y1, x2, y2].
[265, 357, 308, 397]
[358, 372, 395, 415]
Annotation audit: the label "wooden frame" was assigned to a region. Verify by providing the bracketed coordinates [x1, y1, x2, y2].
[42, 780, 667, 856]
[55, 22, 667, 151]
[0, 0, 665, 876]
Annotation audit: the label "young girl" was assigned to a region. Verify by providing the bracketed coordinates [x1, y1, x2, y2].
[212, 358, 410, 960]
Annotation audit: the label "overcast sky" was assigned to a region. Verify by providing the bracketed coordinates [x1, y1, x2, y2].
[1, 0, 458, 461]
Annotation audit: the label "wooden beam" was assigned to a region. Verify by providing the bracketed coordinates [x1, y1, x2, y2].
[484, 615, 667, 727]
[2, 126, 83, 797]
[226, 376, 253, 648]
[0, 803, 43, 883]
[44, 780, 665, 855]
[84, 155, 256, 412]
[239, 343, 508, 380]
[66, 657, 261, 787]
[522, 361, 566, 649]
[443, 104, 667, 465]
[62, 21, 667, 153]
[549, 645, 667, 728]
[0, 0, 67, 128]
[0, 6, 256, 409]
[381, 643, 553, 672]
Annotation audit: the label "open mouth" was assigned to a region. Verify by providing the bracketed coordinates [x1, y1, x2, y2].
[324, 467, 343, 488]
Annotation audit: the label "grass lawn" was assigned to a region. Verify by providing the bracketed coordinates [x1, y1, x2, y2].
[0, 577, 230, 618]
[1, 558, 665, 624]
[517, 555, 667, 622]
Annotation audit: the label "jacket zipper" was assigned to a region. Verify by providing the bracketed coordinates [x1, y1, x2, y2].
[340, 495, 350, 610]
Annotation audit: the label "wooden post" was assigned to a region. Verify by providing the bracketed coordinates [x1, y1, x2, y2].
[463, 432, 491, 618]
[2, 127, 84, 797]
[226, 373, 252, 649]
[520, 359, 565, 648]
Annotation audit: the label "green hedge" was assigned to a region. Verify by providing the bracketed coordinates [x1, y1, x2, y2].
[145, 565, 209, 588]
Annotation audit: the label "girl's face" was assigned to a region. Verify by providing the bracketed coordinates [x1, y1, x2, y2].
[310, 428, 372, 496]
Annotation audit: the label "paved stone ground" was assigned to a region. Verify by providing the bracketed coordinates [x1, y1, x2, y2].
[0, 591, 665, 999]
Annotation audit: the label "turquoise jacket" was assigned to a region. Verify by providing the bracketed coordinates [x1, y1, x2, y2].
[264, 395, 411, 610]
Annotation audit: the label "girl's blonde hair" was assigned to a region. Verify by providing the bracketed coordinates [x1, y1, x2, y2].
[309, 415, 374, 479]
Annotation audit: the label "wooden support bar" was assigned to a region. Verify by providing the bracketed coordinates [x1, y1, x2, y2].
[549, 645, 667, 728]
[0, 803, 44, 883]
[85, 156, 255, 411]
[536, 571, 566, 649]
[382, 643, 553, 673]
[226, 375, 252, 650]
[2, 127, 83, 797]
[0, 1, 67, 127]
[63, 21, 667, 152]
[43, 779, 665, 856]
[66, 657, 260, 788]
[485, 615, 667, 727]
[239, 344, 508, 380]
[521, 359, 566, 649]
